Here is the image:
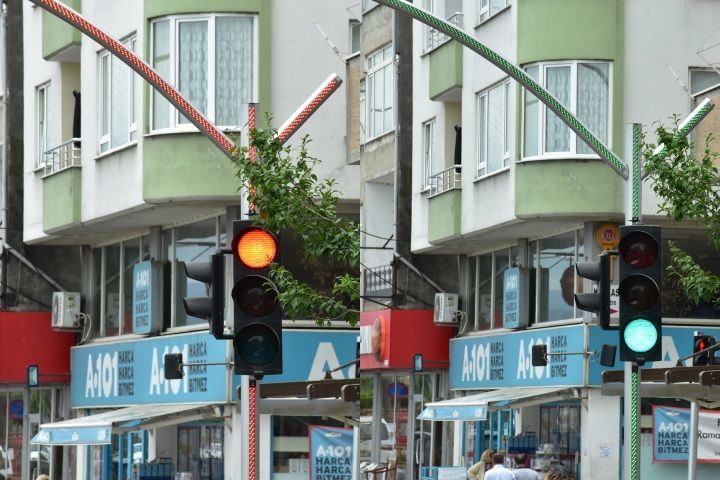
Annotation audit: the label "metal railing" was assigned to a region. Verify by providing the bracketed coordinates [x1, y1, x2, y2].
[425, 12, 463, 52]
[429, 165, 462, 196]
[363, 264, 394, 297]
[43, 138, 81, 177]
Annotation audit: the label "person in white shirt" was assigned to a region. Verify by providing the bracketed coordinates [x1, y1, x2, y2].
[511, 454, 541, 480]
[484, 453, 516, 480]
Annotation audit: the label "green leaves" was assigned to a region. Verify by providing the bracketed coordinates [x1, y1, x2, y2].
[643, 119, 720, 307]
[231, 118, 360, 326]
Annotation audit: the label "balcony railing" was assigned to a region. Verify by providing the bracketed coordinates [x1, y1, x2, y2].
[425, 12, 463, 53]
[43, 138, 81, 177]
[429, 165, 461, 197]
[363, 264, 394, 297]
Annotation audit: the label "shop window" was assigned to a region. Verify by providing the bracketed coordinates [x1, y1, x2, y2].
[662, 229, 720, 319]
[272, 416, 345, 480]
[468, 247, 518, 331]
[537, 403, 580, 475]
[174, 218, 219, 327]
[178, 423, 223, 480]
[532, 230, 582, 323]
[380, 375, 410, 474]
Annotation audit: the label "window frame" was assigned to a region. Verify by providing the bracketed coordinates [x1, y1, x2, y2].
[422, 117, 437, 191]
[521, 60, 612, 161]
[478, 0, 510, 24]
[362, 44, 394, 143]
[150, 13, 259, 133]
[475, 79, 511, 179]
[98, 34, 138, 154]
[36, 82, 51, 169]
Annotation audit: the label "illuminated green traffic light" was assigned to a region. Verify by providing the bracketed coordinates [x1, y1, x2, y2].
[623, 318, 658, 353]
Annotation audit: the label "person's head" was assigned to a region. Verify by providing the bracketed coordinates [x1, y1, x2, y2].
[515, 454, 528, 468]
[545, 470, 574, 480]
[36, 475, 50, 480]
[492, 452, 505, 466]
[481, 448, 495, 464]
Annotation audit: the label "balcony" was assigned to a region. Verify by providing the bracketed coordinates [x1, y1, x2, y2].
[42, 0, 82, 61]
[427, 15, 463, 102]
[363, 264, 394, 299]
[427, 166, 462, 244]
[41, 139, 82, 233]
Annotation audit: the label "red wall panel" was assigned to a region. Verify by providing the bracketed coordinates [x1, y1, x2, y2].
[0, 312, 75, 384]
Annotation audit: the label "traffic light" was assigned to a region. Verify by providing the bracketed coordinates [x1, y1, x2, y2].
[575, 253, 611, 329]
[183, 252, 229, 339]
[231, 220, 283, 378]
[693, 333, 715, 366]
[617, 225, 662, 363]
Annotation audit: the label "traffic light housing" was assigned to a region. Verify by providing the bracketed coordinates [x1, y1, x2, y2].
[164, 353, 184, 380]
[693, 333, 715, 366]
[575, 253, 612, 329]
[183, 252, 229, 340]
[231, 220, 283, 378]
[618, 225, 662, 363]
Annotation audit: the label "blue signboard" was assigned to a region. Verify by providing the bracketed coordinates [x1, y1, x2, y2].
[503, 267, 530, 329]
[132, 261, 163, 334]
[71, 332, 230, 408]
[309, 426, 354, 480]
[587, 325, 720, 385]
[449, 325, 586, 390]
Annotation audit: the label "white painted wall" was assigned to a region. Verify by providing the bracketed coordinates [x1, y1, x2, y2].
[23, 3, 68, 243]
[78, 0, 145, 223]
[580, 388, 621, 480]
[270, 0, 360, 202]
[460, 2, 517, 236]
[624, 0, 720, 219]
[362, 182, 394, 269]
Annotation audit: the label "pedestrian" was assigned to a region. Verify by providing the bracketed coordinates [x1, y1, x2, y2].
[512, 454, 540, 480]
[467, 448, 495, 480]
[484, 453, 516, 480]
[544, 470, 574, 480]
[36, 475, 50, 480]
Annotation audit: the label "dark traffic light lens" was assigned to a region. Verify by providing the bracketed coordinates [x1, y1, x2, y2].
[234, 324, 280, 366]
[619, 231, 659, 269]
[232, 275, 277, 317]
[618, 274, 659, 310]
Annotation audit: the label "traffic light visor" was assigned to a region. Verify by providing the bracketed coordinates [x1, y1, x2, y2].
[619, 231, 659, 269]
[233, 228, 278, 269]
[623, 318, 658, 353]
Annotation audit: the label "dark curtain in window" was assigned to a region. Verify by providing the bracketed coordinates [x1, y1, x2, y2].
[72, 90, 81, 147]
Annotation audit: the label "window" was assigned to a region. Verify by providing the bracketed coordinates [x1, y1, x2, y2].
[523, 61, 610, 159]
[476, 80, 511, 177]
[151, 14, 256, 131]
[359, 79, 366, 143]
[690, 68, 720, 96]
[178, 423, 224, 480]
[99, 35, 137, 153]
[363, 45, 394, 141]
[468, 246, 519, 331]
[36, 82, 51, 169]
[530, 230, 583, 323]
[478, 0, 509, 23]
[349, 20, 360, 54]
[422, 118, 439, 190]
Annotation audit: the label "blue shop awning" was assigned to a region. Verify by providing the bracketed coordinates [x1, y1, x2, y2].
[31, 403, 226, 446]
[417, 386, 576, 421]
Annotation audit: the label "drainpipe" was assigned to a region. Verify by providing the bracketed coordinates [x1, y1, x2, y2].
[391, 8, 400, 309]
[1, 0, 8, 310]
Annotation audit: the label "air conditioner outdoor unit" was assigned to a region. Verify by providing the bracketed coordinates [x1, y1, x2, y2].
[51, 292, 82, 330]
[434, 293, 459, 325]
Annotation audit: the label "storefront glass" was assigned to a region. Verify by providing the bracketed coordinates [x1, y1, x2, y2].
[536, 403, 580, 476]
[271, 416, 345, 480]
[177, 422, 223, 480]
[175, 219, 218, 327]
[381, 375, 410, 478]
[468, 247, 519, 332]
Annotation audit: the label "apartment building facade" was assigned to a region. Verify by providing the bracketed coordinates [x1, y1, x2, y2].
[22, 1, 360, 479]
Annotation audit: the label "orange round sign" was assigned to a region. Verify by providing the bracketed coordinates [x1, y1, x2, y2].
[595, 223, 620, 250]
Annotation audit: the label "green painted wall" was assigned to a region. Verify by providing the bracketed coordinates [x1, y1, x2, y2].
[428, 190, 462, 243]
[143, 0, 271, 126]
[515, 0, 624, 217]
[42, 0, 81, 60]
[515, 160, 623, 218]
[429, 41, 463, 100]
[143, 134, 240, 201]
[43, 168, 81, 232]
